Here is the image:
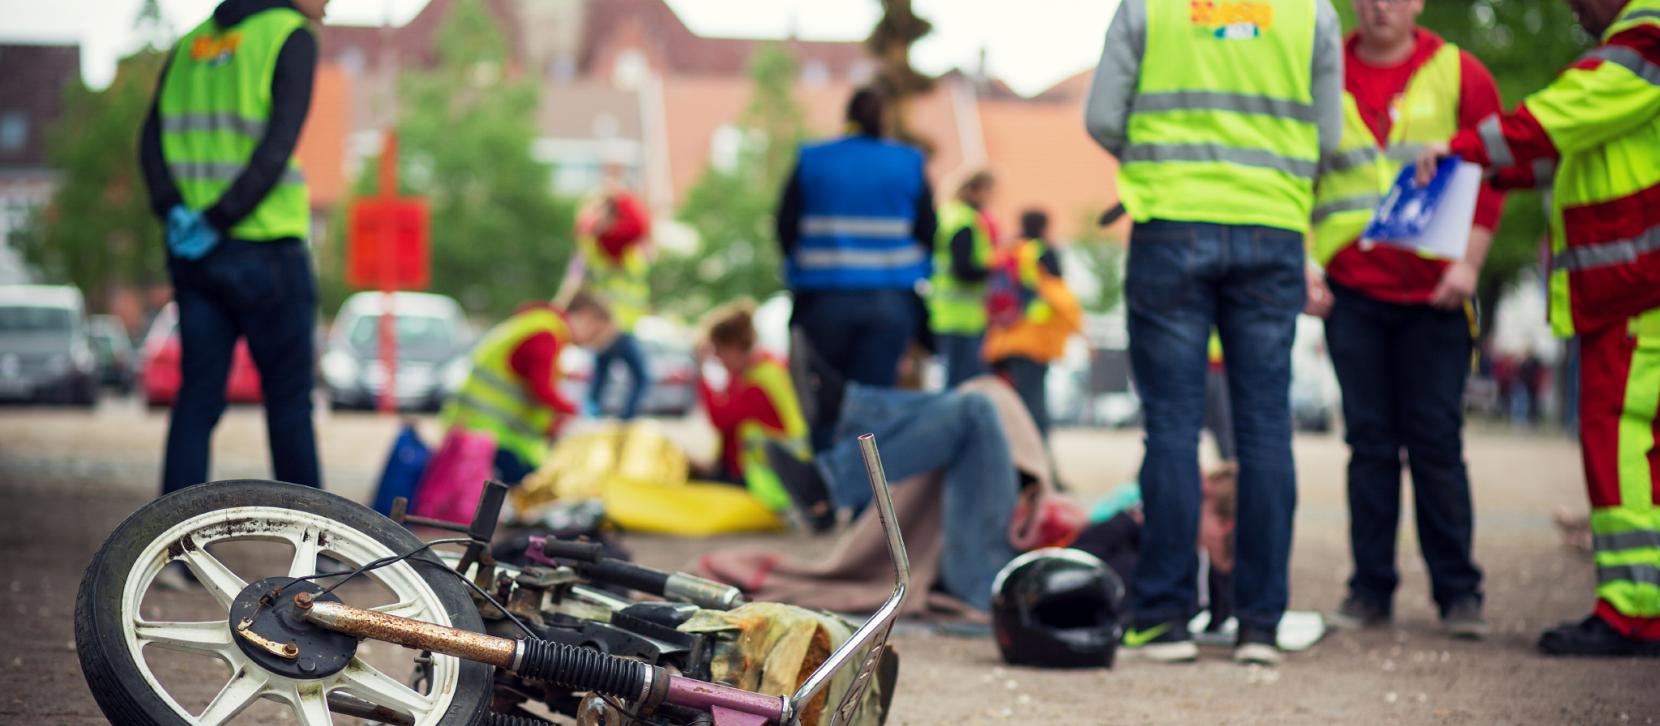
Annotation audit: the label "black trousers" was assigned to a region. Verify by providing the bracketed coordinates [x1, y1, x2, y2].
[1325, 282, 1482, 614]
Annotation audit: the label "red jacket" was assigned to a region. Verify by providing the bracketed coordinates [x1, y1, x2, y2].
[1325, 28, 1506, 303]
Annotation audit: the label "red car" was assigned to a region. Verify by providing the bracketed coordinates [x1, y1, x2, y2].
[141, 303, 262, 408]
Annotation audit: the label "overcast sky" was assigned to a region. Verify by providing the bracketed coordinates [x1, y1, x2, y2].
[0, 0, 1119, 96]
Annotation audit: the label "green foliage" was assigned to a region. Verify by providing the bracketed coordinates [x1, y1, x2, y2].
[1334, 1, 1590, 316]
[652, 45, 805, 316]
[19, 50, 170, 307]
[322, 0, 575, 319]
[1067, 209, 1125, 313]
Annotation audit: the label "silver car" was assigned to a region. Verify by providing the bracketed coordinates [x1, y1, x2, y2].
[320, 292, 471, 412]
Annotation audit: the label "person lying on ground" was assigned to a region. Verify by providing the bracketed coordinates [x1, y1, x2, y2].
[765, 367, 1020, 611]
[691, 299, 811, 512]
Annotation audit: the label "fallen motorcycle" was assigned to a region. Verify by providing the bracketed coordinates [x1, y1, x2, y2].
[75, 435, 908, 725]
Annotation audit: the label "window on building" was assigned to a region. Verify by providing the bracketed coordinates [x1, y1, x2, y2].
[710, 125, 743, 172]
[800, 60, 830, 88]
[0, 113, 27, 152]
[613, 49, 649, 90]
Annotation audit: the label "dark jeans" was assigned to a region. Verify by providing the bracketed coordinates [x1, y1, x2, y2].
[163, 239, 320, 494]
[1326, 282, 1482, 615]
[792, 289, 918, 450]
[937, 332, 986, 388]
[1125, 219, 1303, 631]
[994, 355, 1049, 438]
[589, 332, 649, 420]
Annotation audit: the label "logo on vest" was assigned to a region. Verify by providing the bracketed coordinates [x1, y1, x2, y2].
[189, 33, 243, 66]
[1191, 1, 1275, 39]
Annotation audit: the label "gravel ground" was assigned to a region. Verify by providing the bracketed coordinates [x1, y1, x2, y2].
[1, 400, 1656, 725]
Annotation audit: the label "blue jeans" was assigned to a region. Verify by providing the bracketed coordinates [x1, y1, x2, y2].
[1125, 220, 1303, 631]
[937, 333, 987, 388]
[816, 384, 1019, 610]
[589, 332, 649, 420]
[163, 239, 320, 494]
[1326, 282, 1481, 615]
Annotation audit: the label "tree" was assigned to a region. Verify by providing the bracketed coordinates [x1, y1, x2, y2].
[1334, 1, 1589, 323]
[651, 44, 806, 316]
[321, 0, 575, 319]
[1067, 210, 1125, 314]
[19, 36, 169, 307]
[866, 0, 936, 151]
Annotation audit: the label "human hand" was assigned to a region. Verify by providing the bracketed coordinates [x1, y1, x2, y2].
[1304, 266, 1333, 318]
[1429, 259, 1479, 310]
[1414, 142, 1453, 187]
[166, 205, 220, 260]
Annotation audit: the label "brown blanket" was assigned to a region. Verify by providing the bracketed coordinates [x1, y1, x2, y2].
[699, 376, 1055, 621]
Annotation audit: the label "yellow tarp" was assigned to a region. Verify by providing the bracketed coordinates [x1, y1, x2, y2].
[513, 423, 785, 536]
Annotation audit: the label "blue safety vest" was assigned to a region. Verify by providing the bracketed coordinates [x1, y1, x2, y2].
[786, 136, 930, 290]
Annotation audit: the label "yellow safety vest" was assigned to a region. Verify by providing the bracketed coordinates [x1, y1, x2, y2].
[732, 357, 811, 512]
[1312, 43, 1462, 265]
[158, 8, 311, 240]
[442, 308, 569, 468]
[1119, 0, 1320, 233]
[930, 200, 993, 335]
[579, 236, 650, 333]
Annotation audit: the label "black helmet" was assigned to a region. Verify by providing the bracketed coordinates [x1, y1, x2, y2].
[990, 548, 1126, 668]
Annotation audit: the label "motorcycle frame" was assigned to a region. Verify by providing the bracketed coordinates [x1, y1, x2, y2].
[307, 433, 909, 726]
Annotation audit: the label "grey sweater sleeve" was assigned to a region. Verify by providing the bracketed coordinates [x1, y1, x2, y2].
[1311, 0, 1345, 156]
[1083, 0, 1145, 159]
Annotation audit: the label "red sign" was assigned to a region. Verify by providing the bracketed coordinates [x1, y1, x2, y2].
[347, 197, 430, 290]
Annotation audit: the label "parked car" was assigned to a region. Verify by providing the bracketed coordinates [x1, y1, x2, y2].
[559, 316, 697, 417]
[88, 315, 137, 394]
[0, 285, 99, 406]
[141, 303, 263, 408]
[320, 291, 472, 412]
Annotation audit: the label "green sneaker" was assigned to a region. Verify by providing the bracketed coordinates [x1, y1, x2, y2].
[1123, 620, 1198, 663]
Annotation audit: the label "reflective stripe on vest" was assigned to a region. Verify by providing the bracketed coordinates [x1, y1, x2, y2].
[158, 9, 310, 241]
[1312, 43, 1462, 264]
[1119, 0, 1319, 232]
[442, 308, 569, 465]
[1540, 1, 1660, 336]
[1589, 313, 1660, 618]
[930, 200, 993, 335]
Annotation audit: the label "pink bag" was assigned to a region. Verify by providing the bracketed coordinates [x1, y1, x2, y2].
[411, 428, 498, 525]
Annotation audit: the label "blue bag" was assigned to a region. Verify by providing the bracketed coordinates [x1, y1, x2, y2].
[371, 423, 431, 516]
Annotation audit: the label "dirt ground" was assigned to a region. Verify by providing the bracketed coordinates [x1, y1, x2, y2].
[1, 400, 1656, 725]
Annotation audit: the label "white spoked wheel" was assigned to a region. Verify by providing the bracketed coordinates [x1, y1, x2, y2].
[76, 481, 492, 726]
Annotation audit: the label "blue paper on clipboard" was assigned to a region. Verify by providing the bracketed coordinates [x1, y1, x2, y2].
[1361, 155, 1480, 260]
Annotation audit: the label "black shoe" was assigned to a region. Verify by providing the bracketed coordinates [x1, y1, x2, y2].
[1122, 620, 1197, 663]
[1234, 624, 1281, 666]
[763, 442, 835, 534]
[1441, 597, 1489, 640]
[1538, 615, 1660, 657]
[1328, 593, 1392, 630]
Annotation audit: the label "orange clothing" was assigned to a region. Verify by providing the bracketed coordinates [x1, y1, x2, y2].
[983, 258, 1083, 364]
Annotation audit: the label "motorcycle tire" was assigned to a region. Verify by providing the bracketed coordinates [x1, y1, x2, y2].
[75, 479, 494, 725]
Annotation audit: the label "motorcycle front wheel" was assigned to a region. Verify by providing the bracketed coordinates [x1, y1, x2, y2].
[75, 480, 493, 725]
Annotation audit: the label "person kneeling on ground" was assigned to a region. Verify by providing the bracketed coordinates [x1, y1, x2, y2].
[441, 290, 616, 485]
[693, 299, 811, 512]
[765, 364, 1020, 611]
